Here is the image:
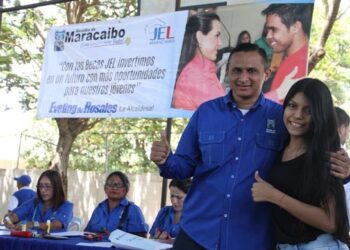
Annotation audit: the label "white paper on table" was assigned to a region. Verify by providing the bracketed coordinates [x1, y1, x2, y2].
[77, 242, 114, 248]
[0, 230, 11, 235]
[109, 230, 172, 250]
[51, 231, 85, 237]
[0, 224, 11, 235]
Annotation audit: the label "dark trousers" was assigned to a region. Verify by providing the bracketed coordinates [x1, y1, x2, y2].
[173, 228, 206, 250]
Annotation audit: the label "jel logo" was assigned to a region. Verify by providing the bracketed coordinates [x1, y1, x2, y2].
[150, 26, 174, 40]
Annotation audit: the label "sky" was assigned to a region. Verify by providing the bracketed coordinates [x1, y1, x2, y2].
[0, 1, 66, 166]
[0, 89, 34, 163]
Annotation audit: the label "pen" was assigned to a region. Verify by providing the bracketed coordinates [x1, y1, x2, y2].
[4, 215, 13, 226]
[46, 220, 51, 234]
[21, 220, 27, 231]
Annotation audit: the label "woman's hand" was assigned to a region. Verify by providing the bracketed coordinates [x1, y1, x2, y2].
[101, 227, 110, 235]
[12, 223, 24, 231]
[251, 171, 282, 204]
[3, 215, 15, 229]
[8, 221, 33, 231]
[158, 231, 170, 240]
[153, 228, 170, 240]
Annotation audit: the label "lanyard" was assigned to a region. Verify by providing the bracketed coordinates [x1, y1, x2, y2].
[31, 202, 57, 222]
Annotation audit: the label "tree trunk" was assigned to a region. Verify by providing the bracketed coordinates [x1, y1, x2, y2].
[49, 118, 101, 195]
[308, 0, 341, 73]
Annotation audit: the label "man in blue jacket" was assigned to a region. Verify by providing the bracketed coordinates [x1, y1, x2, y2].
[8, 174, 36, 211]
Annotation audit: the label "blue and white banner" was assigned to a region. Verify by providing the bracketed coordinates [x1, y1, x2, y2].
[38, 11, 189, 118]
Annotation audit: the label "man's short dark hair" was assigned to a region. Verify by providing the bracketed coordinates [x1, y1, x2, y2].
[335, 107, 350, 127]
[228, 43, 269, 69]
[262, 4, 314, 37]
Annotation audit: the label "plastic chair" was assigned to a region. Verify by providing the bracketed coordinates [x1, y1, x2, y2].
[67, 217, 82, 231]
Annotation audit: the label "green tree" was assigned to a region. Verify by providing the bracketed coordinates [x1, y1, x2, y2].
[0, 0, 139, 193]
[309, 0, 350, 106]
[70, 117, 187, 172]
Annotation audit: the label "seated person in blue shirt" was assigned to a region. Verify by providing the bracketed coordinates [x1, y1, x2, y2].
[149, 179, 192, 240]
[8, 174, 36, 212]
[84, 171, 148, 237]
[3, 170, 73, 232]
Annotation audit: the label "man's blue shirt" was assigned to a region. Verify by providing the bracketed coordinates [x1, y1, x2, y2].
[14, 198, 73, 232]
[159, 92, 287, 250]
[149, 206, 180, 238]
[84, 198, 148, 234]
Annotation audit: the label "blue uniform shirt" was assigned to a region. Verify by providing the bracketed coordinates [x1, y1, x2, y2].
[159, 92, 287, 250]
[13, 188, 36, 208]
[149, 206, 180, 238]
[14, 198, 73, 232]
[85, 198, 148, 234]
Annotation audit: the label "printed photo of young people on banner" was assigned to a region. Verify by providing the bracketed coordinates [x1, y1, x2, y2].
[37, 0, 314, 118]
[173, 0, 314, 113]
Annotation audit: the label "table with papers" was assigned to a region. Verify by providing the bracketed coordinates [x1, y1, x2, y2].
[0, 227, 173, 250]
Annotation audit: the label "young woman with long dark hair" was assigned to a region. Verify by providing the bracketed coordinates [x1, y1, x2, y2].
[252, 78, 349, 249]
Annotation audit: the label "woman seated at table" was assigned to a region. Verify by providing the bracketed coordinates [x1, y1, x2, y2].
[84, 171, 148, 237]
[3, 170, 73, 232]
[149, 179, 192, 240]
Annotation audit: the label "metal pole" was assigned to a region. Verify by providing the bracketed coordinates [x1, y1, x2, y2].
[104, 134, 108, 173]
[159, 0, 181, 209]
[137, 0, 141, 16]
[175, 0, 181, 11]
[16, 131, 25, 169]
[160, 118, 172, 208]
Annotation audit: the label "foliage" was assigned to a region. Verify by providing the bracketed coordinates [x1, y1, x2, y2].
[69, 118, 187, 173]
[1, 0, 156, 174]
[82, 0, 138, 21]
[0, 9, 45, 109]
[309, 4, 350, 106]
[19, 117, 188, 173]
[0, 0, 138, 109]
[19, 117, 58, 169]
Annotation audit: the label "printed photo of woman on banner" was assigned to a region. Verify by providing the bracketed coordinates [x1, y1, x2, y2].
[172, 0, 314, 110]
[171, 10, 226, 111]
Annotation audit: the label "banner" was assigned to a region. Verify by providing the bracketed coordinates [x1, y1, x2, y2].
[37, 11, 189, 118]
[37, 0, 314, 118]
